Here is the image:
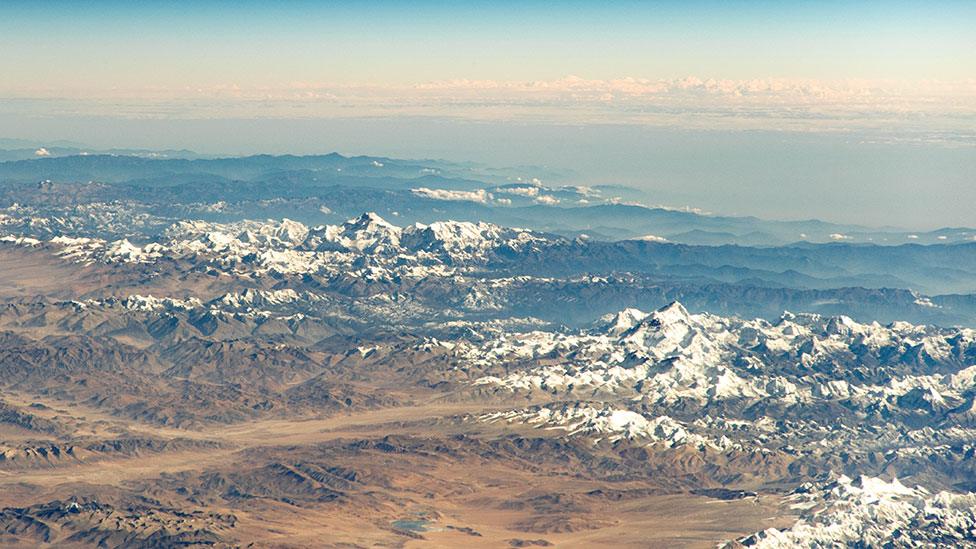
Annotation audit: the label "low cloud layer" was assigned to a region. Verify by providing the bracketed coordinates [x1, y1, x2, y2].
[3, 76, 974, 142]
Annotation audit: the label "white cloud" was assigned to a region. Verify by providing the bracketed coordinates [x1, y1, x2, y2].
[534, 195, 560, 206]
[34, 147, 50, 157]
[829, 233, 852, 241]
[629, 234, 668, 243]
[496, 186, 541, 198]
[411, 187, 488, 204]
[563, 185, 600, 197]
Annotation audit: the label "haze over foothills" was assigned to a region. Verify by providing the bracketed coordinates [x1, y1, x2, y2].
[2, 0, 974, 227]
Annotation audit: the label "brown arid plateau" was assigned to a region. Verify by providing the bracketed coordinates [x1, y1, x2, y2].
[0, 369, 791, 548]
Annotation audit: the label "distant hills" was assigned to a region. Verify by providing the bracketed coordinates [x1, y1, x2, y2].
[0, 150, 971, 249]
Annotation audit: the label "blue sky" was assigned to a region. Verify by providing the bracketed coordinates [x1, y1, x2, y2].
[2, 0, 974, 88]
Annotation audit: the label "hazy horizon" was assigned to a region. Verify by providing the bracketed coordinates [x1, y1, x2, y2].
[2, 116, 973, 230]
[2, 0, 973, 229]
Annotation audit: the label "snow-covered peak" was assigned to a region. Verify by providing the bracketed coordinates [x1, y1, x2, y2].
[617, 301, 731, 368]
[306, 212, 402, 253]
[348, 211, 394, 230]
[104, 239, 163, 263]
[598, 307, 650, 336]
[403, 220, 497, 253]
[273, 218, 310, 243]
[653, 300, 690, 320]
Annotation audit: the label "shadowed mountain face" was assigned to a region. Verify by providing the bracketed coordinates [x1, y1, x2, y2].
[1, 152, 975, 547]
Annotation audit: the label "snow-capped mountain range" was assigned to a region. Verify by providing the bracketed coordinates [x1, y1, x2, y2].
[15, 212, 550, 282]
[468, 301, 976, 409]
[451, 302, 976, 503]
[5, 206, 976, 328]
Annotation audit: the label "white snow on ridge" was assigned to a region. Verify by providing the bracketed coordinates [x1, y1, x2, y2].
[0, 235, 42, 246]
[480, 403, 733, 450]
[75, 289, 320, 319]
[735, 475, 976, 548]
